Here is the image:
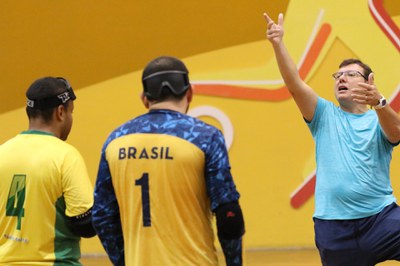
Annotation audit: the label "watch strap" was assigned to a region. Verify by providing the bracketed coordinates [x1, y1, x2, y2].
[374, 95, 387, 110]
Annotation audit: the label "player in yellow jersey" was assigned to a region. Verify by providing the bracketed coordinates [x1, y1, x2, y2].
[0, 77, 96, 265]
[92, 56, 245, 266]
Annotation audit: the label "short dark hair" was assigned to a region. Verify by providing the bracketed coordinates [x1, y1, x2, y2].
[142, 56, 190, 102]
[339, 59, 372, 80]
[25, 77, 74, 122]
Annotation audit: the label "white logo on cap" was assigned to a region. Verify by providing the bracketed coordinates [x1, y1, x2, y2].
[57, 92, 71, 103]
[27, 99, 34, 108]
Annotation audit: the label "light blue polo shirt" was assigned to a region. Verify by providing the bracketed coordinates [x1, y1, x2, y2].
[307, 97, 397, 220]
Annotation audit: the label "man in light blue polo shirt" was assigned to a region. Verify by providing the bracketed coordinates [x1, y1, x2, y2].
[264, 12, 400, 265]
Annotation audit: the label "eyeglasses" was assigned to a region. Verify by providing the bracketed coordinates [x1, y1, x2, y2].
[332, 70, 367, 80]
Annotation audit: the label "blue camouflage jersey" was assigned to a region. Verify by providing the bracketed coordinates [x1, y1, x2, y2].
[92, 109, 241, 266]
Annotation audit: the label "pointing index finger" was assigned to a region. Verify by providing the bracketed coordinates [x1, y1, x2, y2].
[263, 12, 273, 23]
[278, 13, 284, 26]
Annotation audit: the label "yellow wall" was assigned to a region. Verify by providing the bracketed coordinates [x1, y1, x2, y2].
[1, 0, 399, 255]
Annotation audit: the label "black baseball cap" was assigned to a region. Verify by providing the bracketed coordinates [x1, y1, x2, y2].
[26, 77, 76, 110]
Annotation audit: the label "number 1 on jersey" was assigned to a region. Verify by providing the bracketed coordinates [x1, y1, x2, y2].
[135, 173, 151, 227]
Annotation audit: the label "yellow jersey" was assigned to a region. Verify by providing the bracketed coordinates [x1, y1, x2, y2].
[93, 110, 241, 265]
[0, 131, 93, 265]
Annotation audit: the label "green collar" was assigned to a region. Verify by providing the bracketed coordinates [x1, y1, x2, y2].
[21, 130, 55, 136]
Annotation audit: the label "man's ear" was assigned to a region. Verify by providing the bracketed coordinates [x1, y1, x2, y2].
[186, 86, 193, 104]
[140, 92, 150, 109]
[55, 105, 65, 121]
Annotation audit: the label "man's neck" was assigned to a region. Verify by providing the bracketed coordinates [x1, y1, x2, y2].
[339, 103, 369, 114]
[28, 120, 59, 138]
[148, 101, 186, 113]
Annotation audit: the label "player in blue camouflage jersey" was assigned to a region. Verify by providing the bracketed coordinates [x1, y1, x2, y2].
[92, 56, 245, 266]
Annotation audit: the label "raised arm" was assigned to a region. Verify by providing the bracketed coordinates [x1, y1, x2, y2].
[352, 73, 400, 143]
[263, 12, 318, 121]
[376, 105, 400, 144]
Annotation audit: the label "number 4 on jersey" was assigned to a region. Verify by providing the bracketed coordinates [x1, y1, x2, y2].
[6, 174, 26, 230]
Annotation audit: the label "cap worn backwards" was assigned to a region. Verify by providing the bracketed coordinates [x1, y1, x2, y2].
[26, 77, 76, 110]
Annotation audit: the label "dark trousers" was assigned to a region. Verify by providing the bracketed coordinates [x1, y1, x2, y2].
[314, 203, 400, 266]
